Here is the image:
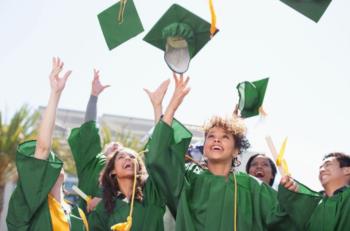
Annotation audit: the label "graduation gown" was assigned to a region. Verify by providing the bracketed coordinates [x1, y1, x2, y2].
[146, 120, 296, 231]
[68, 121, 106, 212]
[69, 121, 168, 231]
[6, 140, 88, 231]
[88, 179, 166, 231]
[278, 181, 350, 231]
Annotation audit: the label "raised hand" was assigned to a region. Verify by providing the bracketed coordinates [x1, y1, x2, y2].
[163, 73, 190, 125]
[144, 79, 170, 123]
[91, 69, 110, 96]
[168, 72, 190, 111]
[144, 79, 170, 109]
[49, 57, 72, 94]
[87, 197, 102, 213]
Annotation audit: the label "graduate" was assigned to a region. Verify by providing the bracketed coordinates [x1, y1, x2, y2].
[68, 69, 111, 215]
[6, 57, 89, 231]
[146, 73, 297, 231]
[246, 154, 277, 187]
[68, 72, 175, 230]
[279, 152, 350, 231]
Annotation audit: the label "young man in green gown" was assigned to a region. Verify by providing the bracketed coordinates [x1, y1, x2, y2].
[280, 152, 350, 231]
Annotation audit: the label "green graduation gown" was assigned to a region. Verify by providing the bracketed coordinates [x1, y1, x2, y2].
[6, 140, 87, 231]
[146, 120, 296, 231]
[68, 121, 106, 212]
[88, 179, 166, 231]
[278, 182, 350, 231]
[69, 121, 168, 231]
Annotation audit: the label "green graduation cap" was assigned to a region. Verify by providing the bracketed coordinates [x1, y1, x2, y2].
[280, 0, 332, 22]
[236, 78, 269, 118]
[98, 0, 144, 50]
[143, 4, 219, 74]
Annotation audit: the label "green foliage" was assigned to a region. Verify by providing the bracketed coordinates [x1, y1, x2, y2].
[100, 122, 145, 152]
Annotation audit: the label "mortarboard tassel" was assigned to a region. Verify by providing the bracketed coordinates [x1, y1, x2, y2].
[110, 148, 148, 231]
[233, 173, 237, 231]
[209, 0, 217, 38]
[117, 0, 128, 24]
[111, 158, 137, 231]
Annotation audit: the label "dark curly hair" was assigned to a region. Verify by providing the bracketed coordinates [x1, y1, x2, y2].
[245, 153, 277, 186]
[100, 148, 148, 214]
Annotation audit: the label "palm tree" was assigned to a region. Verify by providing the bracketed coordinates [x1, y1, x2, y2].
[100, 122, 146, 152]
[0, 105, 40, 214]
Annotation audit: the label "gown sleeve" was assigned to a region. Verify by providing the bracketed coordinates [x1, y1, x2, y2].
[68, 121, 105, 197]
[145, 119, 192, 216]
[6, 140, 63, 230]
[277, 181, 322, 230]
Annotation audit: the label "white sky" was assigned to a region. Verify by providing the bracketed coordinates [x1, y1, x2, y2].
[1, 0, 349, 191]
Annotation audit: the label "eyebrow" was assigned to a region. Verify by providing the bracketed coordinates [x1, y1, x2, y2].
[320, 160, 332, 168]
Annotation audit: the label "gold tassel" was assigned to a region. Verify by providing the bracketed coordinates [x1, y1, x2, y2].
[117, 0, 128, 24]
[233, 173, 237, 231]
[209, 0, 217, 38]
[111, 159, 137, 231]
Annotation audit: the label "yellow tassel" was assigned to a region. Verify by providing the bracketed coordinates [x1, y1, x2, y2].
[111, 216, 132, 231]
[209, 0, 217, 38]
[276, 137, 289, 176]
[117, 0, 128, 24]
[110, 159, 137, 231]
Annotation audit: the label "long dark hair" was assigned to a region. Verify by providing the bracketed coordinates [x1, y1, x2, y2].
[100, 148, 148, 214]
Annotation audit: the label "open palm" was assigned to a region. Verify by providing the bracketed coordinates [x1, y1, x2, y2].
[92, 69, 110, 96]
[49, 57, 71, 93]
[144, 79, 170, 107]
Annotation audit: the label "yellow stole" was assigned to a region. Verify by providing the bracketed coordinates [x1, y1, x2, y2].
[48, 194, 70, 231]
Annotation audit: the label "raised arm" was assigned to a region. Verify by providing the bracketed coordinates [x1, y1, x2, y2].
[35, 57, 71, 160]
[145, 73, 192, 216]
[144, 78, 170, 123]
[84, 69, 110, 122]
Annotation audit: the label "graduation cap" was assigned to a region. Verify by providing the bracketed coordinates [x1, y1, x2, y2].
[98, 0, 144, 50]
[236, 78, 269, 118]
[280, 0, 332, 22]
[143, 4, 219, 74]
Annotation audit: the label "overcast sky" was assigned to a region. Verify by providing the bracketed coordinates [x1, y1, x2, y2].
[1, 0, 349, 190]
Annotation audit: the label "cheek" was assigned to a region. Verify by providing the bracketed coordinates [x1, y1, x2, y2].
[248, 167, 256, 174]
[113, 160, 123, 173]
[202, 143, 210, 155]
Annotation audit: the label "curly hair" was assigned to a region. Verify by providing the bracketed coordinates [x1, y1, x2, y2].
[203, 116, 250, 155]
[100, 147, 148, 214]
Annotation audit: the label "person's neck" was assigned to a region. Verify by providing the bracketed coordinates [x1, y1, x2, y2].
[323, 180, 348, 197]
[50, 179, 64, 203]
[207, 161, 232, 178]
[117, 177, 134, 199]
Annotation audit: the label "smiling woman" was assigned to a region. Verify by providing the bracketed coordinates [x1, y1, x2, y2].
[146, 73, 298, 231]
[100, 147, 147, 214]
[246, 154, 277, 186]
